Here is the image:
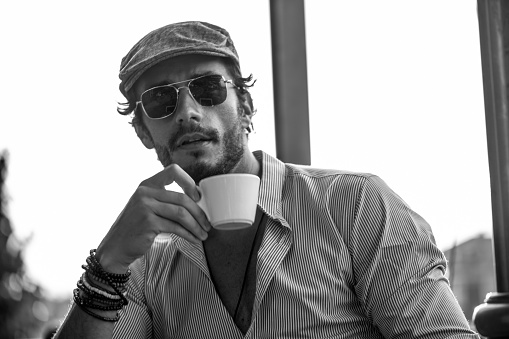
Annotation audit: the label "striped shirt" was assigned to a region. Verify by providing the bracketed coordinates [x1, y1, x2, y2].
[112, 150, 479, 338]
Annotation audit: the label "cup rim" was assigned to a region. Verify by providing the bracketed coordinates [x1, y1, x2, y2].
[198, 173, 260, 184]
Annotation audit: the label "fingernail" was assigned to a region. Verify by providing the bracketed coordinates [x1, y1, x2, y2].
[194, 190, 201, 202]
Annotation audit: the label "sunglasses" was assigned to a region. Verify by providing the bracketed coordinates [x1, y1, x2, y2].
[136, 74, 238, 120]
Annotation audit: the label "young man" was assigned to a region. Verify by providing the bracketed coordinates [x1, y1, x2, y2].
[55, 21, 479, 338]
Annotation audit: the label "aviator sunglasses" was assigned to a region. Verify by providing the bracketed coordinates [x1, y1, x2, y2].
[136, 74, 239, 120]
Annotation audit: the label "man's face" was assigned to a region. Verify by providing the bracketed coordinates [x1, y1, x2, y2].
[133, 55, 248, 183]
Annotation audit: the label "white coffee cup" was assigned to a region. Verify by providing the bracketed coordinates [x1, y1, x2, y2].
[196, 173, 260, 230]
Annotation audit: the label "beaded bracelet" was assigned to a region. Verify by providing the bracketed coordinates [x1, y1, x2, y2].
[81, 274, 122, 300]
[74, 289, 124, 311]
[73, 289, 120, 322]
[88, 250, 131, 282]
[78, 291, 125, 309]
[85, 270, 126, 289]
[83, 263, 129, 295]
[73, 249, 131, 322]
[83, 260, 130, 286]
[76, 275, 126, 309]
[75, 294, 124, 311]
[85, 249, 129, 306]
[77, 281, 124, 306]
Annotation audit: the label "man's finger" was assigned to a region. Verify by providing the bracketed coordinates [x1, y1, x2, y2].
[141, 164, 200, 201]
[151, 189, 212, 232]
[151, 200, 209, 239]
[156, 217, 204, 244]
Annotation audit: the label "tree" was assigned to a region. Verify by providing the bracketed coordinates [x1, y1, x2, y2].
[0, 151, 47, 338]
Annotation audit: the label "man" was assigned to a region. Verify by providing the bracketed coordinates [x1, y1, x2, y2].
[55, 21, 479, 338]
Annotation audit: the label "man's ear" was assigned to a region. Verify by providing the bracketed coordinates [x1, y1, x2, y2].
[133, 122, 155, 149]
[239, 100, 253, 132]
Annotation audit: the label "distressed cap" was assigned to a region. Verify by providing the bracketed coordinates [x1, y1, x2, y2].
[118, 21, 240, 98]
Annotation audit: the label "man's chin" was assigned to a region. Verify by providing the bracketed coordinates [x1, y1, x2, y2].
[162, 150, 217, 181]
[171, 149, 212, 167]
[183, 160, 226, 184]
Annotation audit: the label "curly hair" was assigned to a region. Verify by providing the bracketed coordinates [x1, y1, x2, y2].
[117, 58, 256, 131]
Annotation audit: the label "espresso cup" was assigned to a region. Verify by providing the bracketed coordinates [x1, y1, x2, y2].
[196, 173, 260, 230]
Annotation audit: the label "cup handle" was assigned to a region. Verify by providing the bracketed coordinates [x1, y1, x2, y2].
[195, 186, 210, 220]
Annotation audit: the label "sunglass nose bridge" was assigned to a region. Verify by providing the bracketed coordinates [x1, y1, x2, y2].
[171, 86, 202, 114]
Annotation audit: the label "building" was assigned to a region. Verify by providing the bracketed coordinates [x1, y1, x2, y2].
[444, 234, 496, 324]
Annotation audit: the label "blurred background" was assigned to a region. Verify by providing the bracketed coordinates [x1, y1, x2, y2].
[0, 0, 492, 337]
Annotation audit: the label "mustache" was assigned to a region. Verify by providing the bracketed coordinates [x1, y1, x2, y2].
[168, 124, 220, 151]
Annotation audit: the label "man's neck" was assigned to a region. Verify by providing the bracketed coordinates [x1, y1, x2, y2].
[230, 149, 261, 178]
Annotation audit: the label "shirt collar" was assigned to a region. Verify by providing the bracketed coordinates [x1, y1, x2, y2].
[253, 150, 290, 229]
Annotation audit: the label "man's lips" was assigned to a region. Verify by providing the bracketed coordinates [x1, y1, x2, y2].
[176, 133, 213, 148]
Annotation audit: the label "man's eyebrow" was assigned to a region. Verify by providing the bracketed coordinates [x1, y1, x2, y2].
[148, 80, 173, 88]
[147, 71, 219, 88]
[188, 70, 217, 79]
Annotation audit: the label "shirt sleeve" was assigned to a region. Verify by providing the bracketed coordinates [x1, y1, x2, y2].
[112, 256, 153, 339]
[348, 175, 479, 338]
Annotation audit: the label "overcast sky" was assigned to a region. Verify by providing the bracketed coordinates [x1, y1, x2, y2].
[0, 0, 491, 299]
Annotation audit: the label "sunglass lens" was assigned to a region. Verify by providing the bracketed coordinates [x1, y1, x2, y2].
[141, 86, 178, 118]
[189, 75, 227, 107]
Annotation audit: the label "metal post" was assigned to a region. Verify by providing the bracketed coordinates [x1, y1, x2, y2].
[270, 0, 311, 165]
[472, 0, 509, 336]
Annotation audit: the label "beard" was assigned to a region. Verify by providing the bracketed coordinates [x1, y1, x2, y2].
[153, 117, 245, 183]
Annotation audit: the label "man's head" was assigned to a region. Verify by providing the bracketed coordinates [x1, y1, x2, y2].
[117, 21, 256, 183]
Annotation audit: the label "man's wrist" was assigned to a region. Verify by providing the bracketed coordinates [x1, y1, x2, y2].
[72, 249, 130, 324]
[94, 248, 130, 275]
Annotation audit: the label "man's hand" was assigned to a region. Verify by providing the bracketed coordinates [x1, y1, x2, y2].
[95, 164, 211, 273]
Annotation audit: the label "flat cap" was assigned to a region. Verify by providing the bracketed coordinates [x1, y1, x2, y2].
[119, 21, 240, 97]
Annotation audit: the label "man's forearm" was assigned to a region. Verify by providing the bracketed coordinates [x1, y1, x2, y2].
[53, 304, 116, 339]
[54, 247, 131, 338]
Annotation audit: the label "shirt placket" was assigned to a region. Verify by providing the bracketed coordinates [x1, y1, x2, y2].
[173, 236, 244, 338]
[245, 217, 293, 338]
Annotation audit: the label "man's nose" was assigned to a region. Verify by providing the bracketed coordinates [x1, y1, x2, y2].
[173, 87, 203, 124]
